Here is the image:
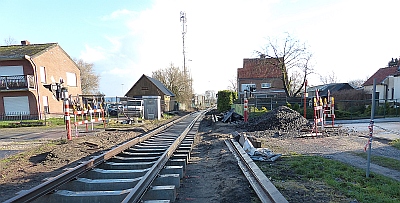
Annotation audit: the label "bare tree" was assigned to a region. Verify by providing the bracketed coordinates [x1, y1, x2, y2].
[152, 63, 193, 106]
[74, 59, 100, 94]
[319, 71, 338, 84]
[4, 36, 16, 45]
[227, 75, 238, 92]
[348, 78, 367, 88]
[256, 33, 313, 97]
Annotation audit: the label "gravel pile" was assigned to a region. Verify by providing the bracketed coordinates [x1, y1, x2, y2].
[240, 106, 311, 132]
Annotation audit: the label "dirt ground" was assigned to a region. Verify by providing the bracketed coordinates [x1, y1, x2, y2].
[1, 113, 399, 202]
[175, 115, 259, 203]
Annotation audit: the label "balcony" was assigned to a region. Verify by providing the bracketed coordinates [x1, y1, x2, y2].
[0, 75, 35, 91]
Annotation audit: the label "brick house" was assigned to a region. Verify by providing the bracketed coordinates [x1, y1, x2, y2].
[237, 56, 284, 99]
[363, 65, 400, 102]
[0, 41, 81, 120]
[125, 74, 175, 112]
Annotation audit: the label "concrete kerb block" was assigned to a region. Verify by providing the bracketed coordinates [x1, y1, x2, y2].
[143, 200, 170, 203]
[32, 189, 131, 203]
[161, 166, 184, 178]
[152, 174, 180, 188]
[172, 154, 188, 163]
[167, 159, 186, 171]
[83, 168, 148, 179]
[142, 185, 176, 202]
[238, 133, 246, 146]
[100, 161, 155, 170]
[58, 177, 141, 191]
[109, 156, 160, 163]
[175, 150, 190, 158]
[179, 142, 193, 149]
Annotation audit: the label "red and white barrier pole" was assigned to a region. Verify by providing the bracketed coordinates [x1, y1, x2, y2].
[244, 98, 248, 122]
[64, 99, 72, 140]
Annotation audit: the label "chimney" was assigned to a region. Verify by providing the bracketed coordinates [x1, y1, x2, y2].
[21, 40, 30, 45]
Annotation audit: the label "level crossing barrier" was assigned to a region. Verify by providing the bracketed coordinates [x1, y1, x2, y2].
[72, 104, 106, 137]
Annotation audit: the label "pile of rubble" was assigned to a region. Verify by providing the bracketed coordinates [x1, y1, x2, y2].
[240, 106, 311, 132]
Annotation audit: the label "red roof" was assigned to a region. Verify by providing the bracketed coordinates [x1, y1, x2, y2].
[237, 58, 282, 79]
[363, 66, 399, 86]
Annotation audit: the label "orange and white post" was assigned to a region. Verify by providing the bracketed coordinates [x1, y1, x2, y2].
[64, 99, 72, 140]
[244, 98, 248, 122]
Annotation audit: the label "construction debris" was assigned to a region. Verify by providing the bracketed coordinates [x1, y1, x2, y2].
[221, 108, 244, 123]
[239, 106, 311, 132]
[232, 131, 282, 162]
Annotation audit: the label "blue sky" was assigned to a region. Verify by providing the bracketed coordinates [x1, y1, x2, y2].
[1, 0, 400, 96]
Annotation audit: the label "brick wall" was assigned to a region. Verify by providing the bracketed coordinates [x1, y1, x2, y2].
[32, 45, 82, 115]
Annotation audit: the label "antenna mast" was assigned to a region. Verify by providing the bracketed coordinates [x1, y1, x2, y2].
[180, 11, 187, 75]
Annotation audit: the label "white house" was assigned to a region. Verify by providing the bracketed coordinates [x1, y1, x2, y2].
[363, 66, 400, 102]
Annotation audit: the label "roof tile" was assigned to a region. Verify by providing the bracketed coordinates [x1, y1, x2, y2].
[363, 66, 399, 86]
[238, 58, 282, 79]
[0, 43, 57, 60]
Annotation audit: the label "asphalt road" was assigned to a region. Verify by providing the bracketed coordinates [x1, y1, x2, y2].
[0, 125, 100, 160]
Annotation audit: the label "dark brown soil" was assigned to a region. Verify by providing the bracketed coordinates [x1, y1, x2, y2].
[176, 116, 259, 203]
[1, 113, 399, 203]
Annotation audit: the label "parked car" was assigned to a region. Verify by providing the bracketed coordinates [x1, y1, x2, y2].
[107, 104, 123, 116]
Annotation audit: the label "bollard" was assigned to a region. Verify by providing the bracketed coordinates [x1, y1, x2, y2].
[64, 99, 72, 140]
[244, 98, 248, 122]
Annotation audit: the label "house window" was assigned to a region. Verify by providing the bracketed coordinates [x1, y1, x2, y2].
[142, 87, 149, 90]
[261, 83, 271, 89]
[0, 65, 23, 76]
[40, 66, 46, 83]
[66, 72, 77, 87]
[43, 96, 49, 113]
[241, 84, 256, 92]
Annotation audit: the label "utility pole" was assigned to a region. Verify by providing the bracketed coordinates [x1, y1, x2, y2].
[180, 11, 187, 75]
[366, 79, 376, 178]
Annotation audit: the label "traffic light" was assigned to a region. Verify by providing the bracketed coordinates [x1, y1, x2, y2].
[249, 86, 256, 97]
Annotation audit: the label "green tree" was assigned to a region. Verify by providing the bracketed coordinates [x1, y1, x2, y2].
[217, 90, 237, 112]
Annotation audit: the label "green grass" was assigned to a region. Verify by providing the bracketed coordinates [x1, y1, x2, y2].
[352, 152, 400, 171]
[257, 155, 400, 203]
[389, 139, 400, 150]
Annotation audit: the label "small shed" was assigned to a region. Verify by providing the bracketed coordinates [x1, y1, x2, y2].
[125, 74, 175, 112]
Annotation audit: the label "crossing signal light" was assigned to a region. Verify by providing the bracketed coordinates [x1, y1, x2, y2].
[43, 83, 61, 101]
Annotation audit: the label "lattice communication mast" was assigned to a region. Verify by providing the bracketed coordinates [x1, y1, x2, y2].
[180, 11, 187, 75]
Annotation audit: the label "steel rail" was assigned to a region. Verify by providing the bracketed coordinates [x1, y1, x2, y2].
[225, 139, 288, 203]
[4, 113, 193, 203]
[122, 110, 205, 202]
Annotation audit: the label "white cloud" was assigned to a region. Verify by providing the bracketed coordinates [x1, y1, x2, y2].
[80, 45, 107, 63]
[101, 9, 138, 20]
[82, 0, 400, 96]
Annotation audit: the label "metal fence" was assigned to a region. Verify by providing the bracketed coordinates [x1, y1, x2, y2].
[0, 112, 39, 121]
[0, 112, 67, 121]
[234, 97, 399, 119]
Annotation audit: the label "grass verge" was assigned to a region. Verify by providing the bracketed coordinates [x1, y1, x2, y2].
[389, 139, 400, 150]
[351, 152, 400, 171]
[257, 155, 400, 203]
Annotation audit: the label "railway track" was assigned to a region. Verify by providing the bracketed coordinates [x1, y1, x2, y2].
[225, 139, 288, 203]
[4, 110, 288, 203]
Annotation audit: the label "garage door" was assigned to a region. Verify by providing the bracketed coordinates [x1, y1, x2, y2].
[3, 96, 30, 115]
